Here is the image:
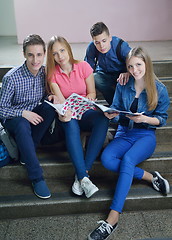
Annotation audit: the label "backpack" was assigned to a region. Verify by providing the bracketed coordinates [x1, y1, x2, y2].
[0, 122, 19, 161]
[0, 141, 13, 167]
[0, 142, 9, 161]
[94, 38, 124, 72]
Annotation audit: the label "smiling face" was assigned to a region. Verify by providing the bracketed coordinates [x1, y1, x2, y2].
[24, 45, 45, 76]
[52, 41, 70, 67]
[127, 56, 146, 81]
[93, 31, 112, 54]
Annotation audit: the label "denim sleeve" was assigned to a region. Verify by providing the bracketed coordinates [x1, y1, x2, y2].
[111, 83, 124, 109]
[149, 85, 170, 128]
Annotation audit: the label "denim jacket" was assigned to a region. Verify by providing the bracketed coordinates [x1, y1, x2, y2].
[111, 77, 170, 129]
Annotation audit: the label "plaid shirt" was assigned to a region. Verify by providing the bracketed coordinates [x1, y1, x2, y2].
[0, 62, 46, 119]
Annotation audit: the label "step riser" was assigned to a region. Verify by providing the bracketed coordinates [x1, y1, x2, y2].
[0, 191, 171, 220]
[1, 157, 171, 181]
[162, 80, 172, 96]
[153, 62, 172, 77]
[0, 62, 172, 80]
[0, 67, 11, 82]
[167, 104, 172, 121]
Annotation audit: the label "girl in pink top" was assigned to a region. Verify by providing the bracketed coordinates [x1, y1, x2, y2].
[46, 36, 109, 198]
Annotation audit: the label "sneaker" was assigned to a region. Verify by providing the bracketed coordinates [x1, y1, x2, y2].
[152, 171, 170, 195]
[72, 175, 84, 196]
[32, 180, 51, 199]
[88, 220, 118, 240]
[81, 177, 99, 198]
[20, 160, 25, 165]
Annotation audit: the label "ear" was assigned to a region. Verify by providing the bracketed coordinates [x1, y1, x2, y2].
[109, 35, 112, 42]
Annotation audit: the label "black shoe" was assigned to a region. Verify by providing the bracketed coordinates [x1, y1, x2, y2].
[152, 171, 170, 195]
[88, 220, 118, 240]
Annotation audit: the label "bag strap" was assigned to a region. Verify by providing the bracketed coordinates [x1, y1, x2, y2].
[116, 38, 124, 63]
[93, 48, 99, 72]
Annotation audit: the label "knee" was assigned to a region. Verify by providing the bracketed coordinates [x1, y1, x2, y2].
[100, 114, 109, 124]
[14, 118, 31, 136]
[94, 73, 105, 89]
[94, 112, 109, 125]
[101, 148, 111, 168]
[120, 156, 134, 174]
[62, 120, 79, 134]
[42, 103, 56, 117]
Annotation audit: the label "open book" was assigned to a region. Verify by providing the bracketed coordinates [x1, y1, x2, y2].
[45, 93, 144, 120]
[92, 102, 144, 116]
[45, 93, 95, 120]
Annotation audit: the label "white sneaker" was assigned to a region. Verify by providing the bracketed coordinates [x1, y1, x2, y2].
[81, 177, 99, 198]
[72, 175, 84, 196]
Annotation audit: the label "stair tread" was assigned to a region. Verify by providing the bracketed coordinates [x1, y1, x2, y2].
[0, 177, 171, 219]
[0, 175, 171, 199]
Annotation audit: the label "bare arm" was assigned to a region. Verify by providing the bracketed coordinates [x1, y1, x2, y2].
[49, 82, 66, 103]
[85, 73, 96, 100]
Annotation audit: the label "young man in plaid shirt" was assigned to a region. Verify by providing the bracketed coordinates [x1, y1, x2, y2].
[0, 34, 58, 199]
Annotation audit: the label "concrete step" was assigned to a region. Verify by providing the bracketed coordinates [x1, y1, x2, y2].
[0, 173, 171, 220]
[160, 77, 172, 91]
[0, 60, 172, 81]
[0, 151, 172, 181]
[0, 209, 171, 240]
[0, 130, 171, 220]
[0, 124, 171, 181]
[0, 65, 13, 82]
[153, 61, 172, 78]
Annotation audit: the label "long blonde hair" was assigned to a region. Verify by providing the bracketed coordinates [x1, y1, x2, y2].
[46, 36, 79, 82]
[126, 47, 159, 111]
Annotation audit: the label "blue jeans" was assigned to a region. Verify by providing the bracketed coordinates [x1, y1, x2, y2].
[61, 109, 109, 180]
[3, 102, 56, 181]
[101, 125, 156, 213]
[94, 71, 119, 105]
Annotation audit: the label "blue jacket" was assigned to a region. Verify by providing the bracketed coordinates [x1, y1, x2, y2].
[111, 77, 170, 129]
[84, 36, 131, 73]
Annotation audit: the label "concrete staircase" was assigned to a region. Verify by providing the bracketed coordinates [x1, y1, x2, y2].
[0, 61, 172, 220]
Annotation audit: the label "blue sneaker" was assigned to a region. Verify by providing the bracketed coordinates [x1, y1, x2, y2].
[32, 180, 51, 199]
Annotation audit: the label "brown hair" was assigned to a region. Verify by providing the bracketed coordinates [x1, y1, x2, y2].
[90, 22, 110, 38]
[23, 34, 46, 54]
[46, 36, 79, 82]
[126, 47, 159, 111]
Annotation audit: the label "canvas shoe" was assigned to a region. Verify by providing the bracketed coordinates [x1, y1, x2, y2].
[152, 171, 170, 195]
[72, 175, 84, 196]
[20, 159, 25, 165]
[32, 180, 51, 199]
[81, 177, 99, 198]
[88, 220, 118, 240]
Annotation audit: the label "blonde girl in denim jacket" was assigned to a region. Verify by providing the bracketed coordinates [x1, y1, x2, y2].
[88, 47, 170, 240]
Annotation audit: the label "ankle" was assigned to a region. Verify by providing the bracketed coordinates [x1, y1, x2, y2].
[106, 210, 119, 226]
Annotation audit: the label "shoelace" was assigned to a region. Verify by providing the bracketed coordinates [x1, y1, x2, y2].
[97, 220, 113, 234]
[81, 179, 90, 187]
[153, 177, 160, 187]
